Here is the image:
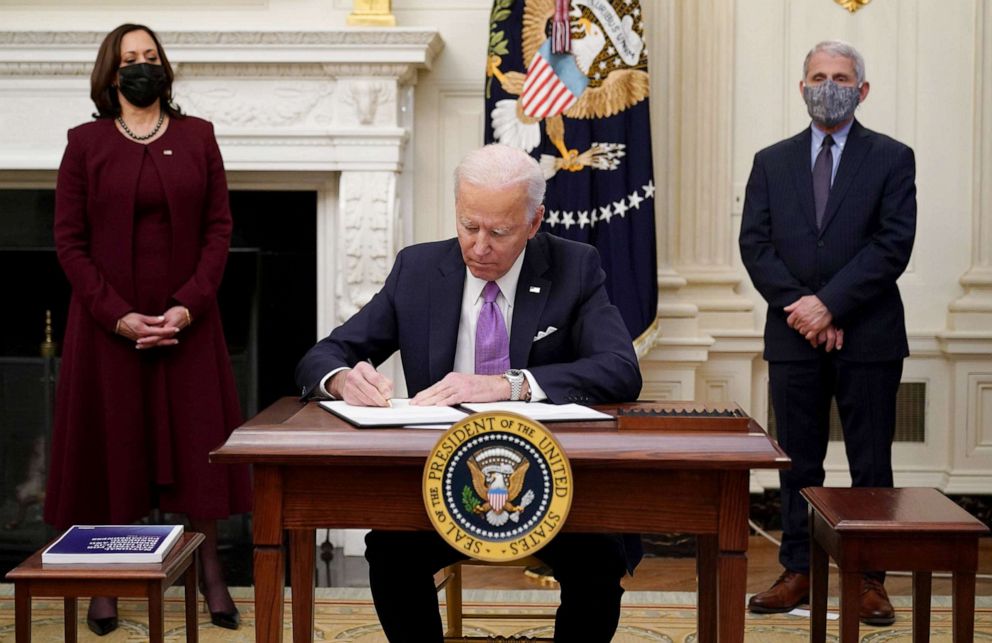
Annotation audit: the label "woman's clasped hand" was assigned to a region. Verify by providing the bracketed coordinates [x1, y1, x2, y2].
[116, 306, 191, 348]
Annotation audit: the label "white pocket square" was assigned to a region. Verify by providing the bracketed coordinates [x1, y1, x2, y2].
[533, 326, 558, 342]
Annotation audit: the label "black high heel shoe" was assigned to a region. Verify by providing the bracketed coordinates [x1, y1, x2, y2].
[86, 615, 119, 636]
[209, 606, 240, 630]
[87, 597, 119, 636]
[199, 582, 240, 630]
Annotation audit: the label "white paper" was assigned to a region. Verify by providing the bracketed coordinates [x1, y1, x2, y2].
[459, 401, 613, 422]
[788, 607, 839, 620]
[319, 399, 468, 427]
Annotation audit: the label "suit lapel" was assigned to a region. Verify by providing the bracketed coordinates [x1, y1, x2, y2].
[789, 129, 819, 233]
[819, 119, 872, 234]
[429, 242, 466, 383]
[509, 236, 551, 367]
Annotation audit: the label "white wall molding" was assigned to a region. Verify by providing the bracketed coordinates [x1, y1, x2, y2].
[670, 0, 753, 332]
[947, 0, 992, 333]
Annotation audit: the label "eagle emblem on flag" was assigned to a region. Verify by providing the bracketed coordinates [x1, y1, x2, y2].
[466, 446, 535, 527]
[487, 0, 649, 179]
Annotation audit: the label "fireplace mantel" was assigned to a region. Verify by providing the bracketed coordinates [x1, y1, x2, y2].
[0, 28, 443, 340]
[0, 29, 442, 170]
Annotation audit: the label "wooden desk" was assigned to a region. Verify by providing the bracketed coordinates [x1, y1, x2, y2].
[211, 398, 789, 643]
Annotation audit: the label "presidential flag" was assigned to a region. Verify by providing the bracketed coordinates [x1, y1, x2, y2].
[485, 0, 657, 344]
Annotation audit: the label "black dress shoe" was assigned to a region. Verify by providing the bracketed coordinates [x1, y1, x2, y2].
[209, 606, 240, 630]
[86, 616, 119, 636]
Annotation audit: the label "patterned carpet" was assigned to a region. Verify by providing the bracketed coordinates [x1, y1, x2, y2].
[1, 586, 991, 642]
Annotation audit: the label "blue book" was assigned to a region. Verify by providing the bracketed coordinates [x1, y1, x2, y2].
[42, 525, 184, 564]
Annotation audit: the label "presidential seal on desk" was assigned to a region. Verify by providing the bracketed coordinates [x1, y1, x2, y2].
[423, 411, 572, 562]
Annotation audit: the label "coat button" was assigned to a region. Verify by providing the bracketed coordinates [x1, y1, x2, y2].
[817, 241, 824, 248]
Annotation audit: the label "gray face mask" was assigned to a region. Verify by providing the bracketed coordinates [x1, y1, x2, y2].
[803, 79, 861, 128]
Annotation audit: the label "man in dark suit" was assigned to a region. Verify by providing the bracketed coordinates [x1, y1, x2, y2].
[739, 41, 916, 626]
[296, 143, 642, 642]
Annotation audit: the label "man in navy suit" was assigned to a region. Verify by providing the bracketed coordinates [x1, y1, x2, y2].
[740, 41, 916, 625]
[296, 143, 642, 642]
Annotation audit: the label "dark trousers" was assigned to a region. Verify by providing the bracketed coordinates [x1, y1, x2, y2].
[769, 356, 903, 575]
[365, 530, 627, 642]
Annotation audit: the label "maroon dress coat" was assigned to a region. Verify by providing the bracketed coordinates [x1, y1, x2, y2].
[44, 116, 252, 528]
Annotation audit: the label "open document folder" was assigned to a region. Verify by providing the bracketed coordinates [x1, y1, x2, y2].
[459, 401, 613, 422]
[319, 399, 612, 427]
[319, 399, 468, 427]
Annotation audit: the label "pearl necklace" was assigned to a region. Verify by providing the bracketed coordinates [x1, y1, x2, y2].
[117, 111, 165, 141]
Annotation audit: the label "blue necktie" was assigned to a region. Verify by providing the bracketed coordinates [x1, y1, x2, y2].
[813, 134, 834, 229]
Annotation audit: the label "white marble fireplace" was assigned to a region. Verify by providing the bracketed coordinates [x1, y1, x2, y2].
[0, 29, 442, 339]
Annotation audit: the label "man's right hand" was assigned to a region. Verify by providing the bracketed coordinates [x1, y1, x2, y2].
[328, 361, 394, 407]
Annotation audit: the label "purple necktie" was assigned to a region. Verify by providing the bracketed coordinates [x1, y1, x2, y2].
[475, 281, 510, 375]
[813, 134, 834, 229]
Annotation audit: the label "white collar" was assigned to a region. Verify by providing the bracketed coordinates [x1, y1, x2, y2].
[810, 118, 854, 150]
[464, 246, 527, 306]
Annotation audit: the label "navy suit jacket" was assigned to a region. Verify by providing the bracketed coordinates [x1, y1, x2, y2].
[739, 119, 917, 362]
[296, 232, 642, 403]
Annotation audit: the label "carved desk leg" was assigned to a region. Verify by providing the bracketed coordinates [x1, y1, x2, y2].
[185, 550, 199, 643]
[809, 512, 829, 643]
[953, 568, 977, 643]
[253, 465, 286, 643]
[696, 533, 717, 643]
[290, 529, 316, 643]
[15, 582, 31, 643]
[717, 471, 749, 643]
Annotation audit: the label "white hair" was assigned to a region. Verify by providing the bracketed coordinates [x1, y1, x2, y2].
[803, 40, 866, 85]
[454, 144, 546, 223]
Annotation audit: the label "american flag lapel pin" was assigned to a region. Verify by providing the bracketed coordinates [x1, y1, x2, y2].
[529, 286, 541, 293]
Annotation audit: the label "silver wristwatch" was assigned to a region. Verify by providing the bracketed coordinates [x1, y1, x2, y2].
[503, 369, 526, 401]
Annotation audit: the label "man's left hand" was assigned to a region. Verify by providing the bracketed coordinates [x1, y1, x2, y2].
[410, 373, 507, 406]
[784, 295, 833, 341]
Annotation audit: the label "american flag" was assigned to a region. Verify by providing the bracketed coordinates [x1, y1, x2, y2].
[520, 41, 588, 119]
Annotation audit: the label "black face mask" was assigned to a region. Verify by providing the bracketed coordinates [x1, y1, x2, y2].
[117, 63, 167, 108]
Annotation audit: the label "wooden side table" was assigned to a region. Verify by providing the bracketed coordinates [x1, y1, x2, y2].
[5, 531, 205, 643]
[803, 487, 990, 643]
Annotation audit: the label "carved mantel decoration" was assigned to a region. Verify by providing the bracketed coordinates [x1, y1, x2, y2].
[835, 0, 872, 13]
[0, 29, 442, 341]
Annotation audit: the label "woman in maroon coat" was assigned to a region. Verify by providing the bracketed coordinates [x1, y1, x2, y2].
[44, 24, 251, 635]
